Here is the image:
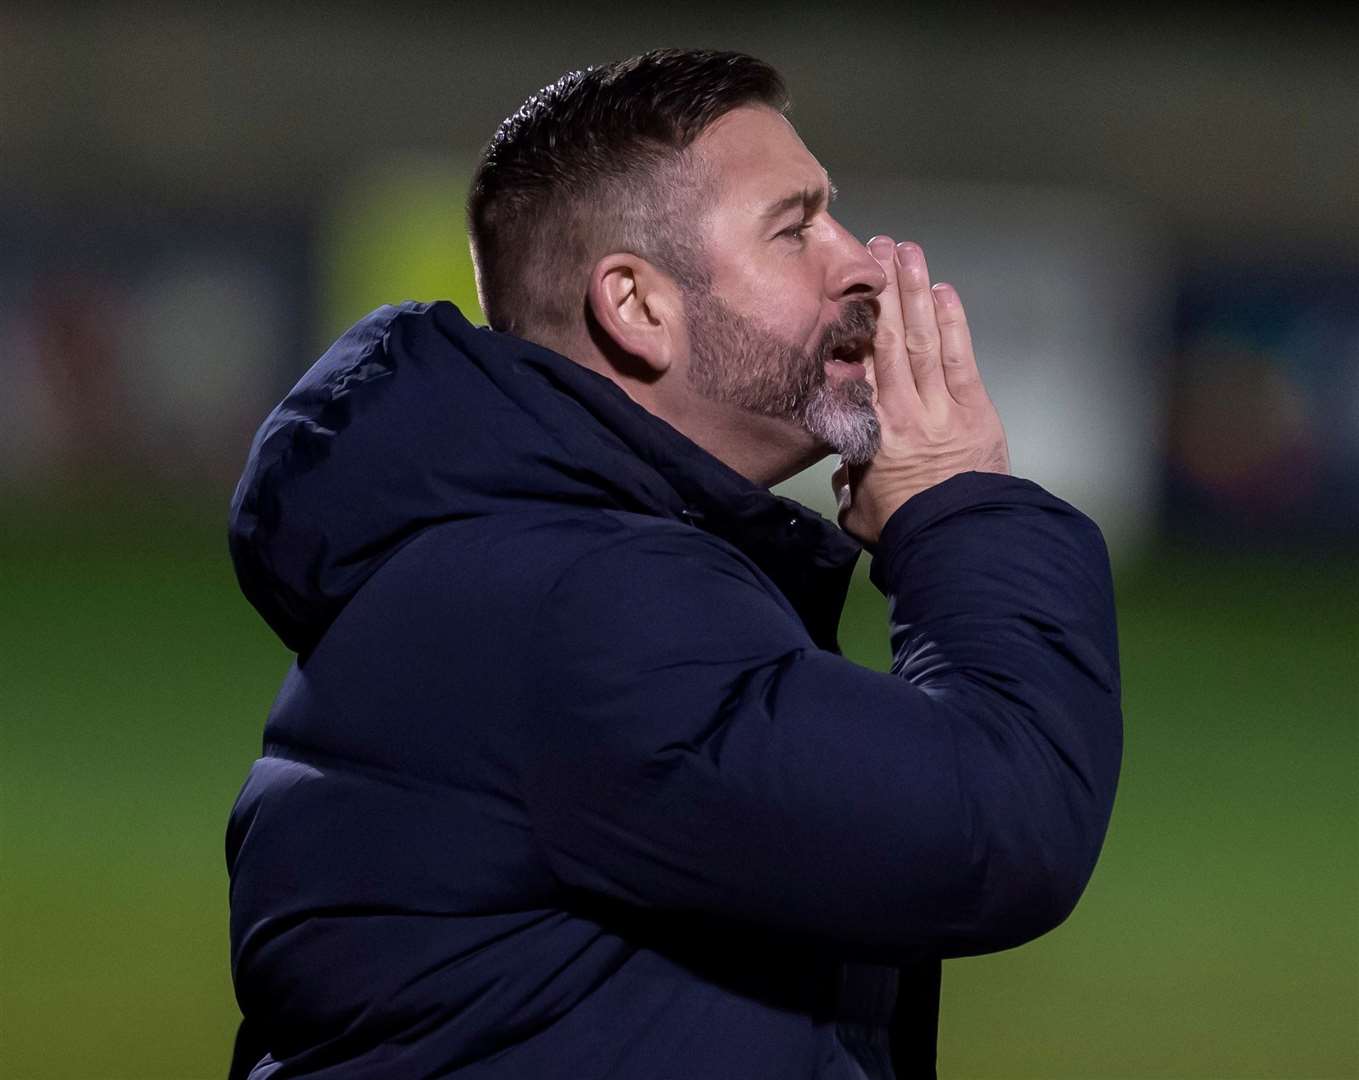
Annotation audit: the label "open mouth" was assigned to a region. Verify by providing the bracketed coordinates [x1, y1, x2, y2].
[827, 335, 871, 367]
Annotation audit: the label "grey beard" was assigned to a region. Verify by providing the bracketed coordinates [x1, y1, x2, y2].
[800, 377, 880, 465]
[683, 287, 881, 464]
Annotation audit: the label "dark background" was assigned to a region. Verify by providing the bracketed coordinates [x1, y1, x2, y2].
[2, 4, 1356, 1077]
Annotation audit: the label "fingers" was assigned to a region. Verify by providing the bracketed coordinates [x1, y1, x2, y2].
[931, 282, 985, 404]
[895, 242, 948, 402]
[868, 237, 982, 412]
[865, 235, 913, 405]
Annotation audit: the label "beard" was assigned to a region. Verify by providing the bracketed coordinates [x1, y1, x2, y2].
[681, 288, 881, 466]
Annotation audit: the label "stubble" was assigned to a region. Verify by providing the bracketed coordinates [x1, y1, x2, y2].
[683, 289, 881, 465]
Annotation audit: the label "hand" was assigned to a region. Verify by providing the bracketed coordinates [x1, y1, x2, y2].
[832, 238, 1010, 544]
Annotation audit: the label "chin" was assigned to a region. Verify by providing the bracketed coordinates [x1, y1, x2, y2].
[800, 383, 881, 467]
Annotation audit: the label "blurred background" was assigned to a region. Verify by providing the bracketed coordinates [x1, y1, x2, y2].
[2, 4, 1356, 1077]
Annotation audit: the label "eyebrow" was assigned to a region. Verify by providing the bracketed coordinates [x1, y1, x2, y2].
[759, 177, 839, 221]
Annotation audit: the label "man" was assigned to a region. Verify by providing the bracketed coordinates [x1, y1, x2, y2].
[227, 49, 1121, 1080]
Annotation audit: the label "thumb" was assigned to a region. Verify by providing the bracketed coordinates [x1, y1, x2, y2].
[831, 460, 857, 525]
[831, 460, 850, 502]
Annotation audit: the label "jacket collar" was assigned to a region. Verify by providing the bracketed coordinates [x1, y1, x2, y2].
[230, 301, 860, 654]
[510, 323, 863, 652]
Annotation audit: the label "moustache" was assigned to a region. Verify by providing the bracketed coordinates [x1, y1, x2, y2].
[816, 300, 878, 363]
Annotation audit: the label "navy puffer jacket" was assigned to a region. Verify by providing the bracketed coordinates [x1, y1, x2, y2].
[226, 301, 1122, 1079]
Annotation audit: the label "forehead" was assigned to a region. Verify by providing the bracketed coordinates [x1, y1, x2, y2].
[692, 106, 828, 208]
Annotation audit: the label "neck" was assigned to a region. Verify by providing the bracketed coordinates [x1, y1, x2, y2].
[545, 330, 827, 488]
[653, 396, 827, 487]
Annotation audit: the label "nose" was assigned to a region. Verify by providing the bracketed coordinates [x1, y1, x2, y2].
[824, 217, 887, 302]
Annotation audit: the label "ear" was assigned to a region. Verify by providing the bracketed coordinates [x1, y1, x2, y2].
[586, 253, 686, 375]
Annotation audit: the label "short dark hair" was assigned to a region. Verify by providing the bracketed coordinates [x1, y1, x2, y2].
[467, 49, 788, 338]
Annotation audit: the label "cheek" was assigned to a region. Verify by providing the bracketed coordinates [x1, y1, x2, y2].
[767, 294, 824, 354]
[729, 262, 824, 347]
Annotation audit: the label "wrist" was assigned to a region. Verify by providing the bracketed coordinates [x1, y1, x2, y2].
[867, 471, 1037, 593]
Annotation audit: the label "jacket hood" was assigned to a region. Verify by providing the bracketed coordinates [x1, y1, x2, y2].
[229, 301, 860, 654]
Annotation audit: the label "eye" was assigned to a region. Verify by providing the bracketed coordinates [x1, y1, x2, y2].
[780, 220, 813, 242]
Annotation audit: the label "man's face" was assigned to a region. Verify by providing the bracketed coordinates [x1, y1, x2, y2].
[681, 106, 888, 464]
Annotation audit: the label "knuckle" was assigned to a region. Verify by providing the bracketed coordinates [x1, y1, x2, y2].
[904, 330, 939, 355]
[898, 265, 930, 292]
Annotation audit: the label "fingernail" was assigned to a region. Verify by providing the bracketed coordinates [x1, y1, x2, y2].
[932, 282, 955, 304]
[895, 241, 920, 264]
[867, 235, 894, 260]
